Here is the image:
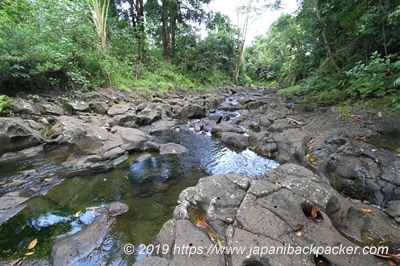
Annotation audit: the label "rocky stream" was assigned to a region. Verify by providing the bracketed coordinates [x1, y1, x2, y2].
[0, 86, 399, 265]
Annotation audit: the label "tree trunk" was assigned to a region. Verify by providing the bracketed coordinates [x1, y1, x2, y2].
[161, 0, 171, 61]
[233, 40, 244, 84]
[379, 0, 388, 56]
[136, 0, 146, 63]
[314, 0, 341, 73]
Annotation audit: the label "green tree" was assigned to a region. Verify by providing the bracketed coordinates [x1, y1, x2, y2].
[145, 0, 211, 62]
[91, 0, 111, 51]
[233, 0, 281, 84]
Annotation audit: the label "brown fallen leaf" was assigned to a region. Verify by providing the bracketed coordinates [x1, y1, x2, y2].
[378, 111, 383, 118]
[27, 238, 37, 250]
[371, 148, 378, 152]
[311, 205, 319, 219]
[3, 259, 23, 266]
[387, 259, 397, 266]
[360, 208, 373, 213]
[296, 231, 303, 237]
[351, 114, 364, 121]
[24, 251, 34, 256]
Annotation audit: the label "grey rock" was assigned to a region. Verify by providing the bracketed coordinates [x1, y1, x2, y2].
[111, 126, 153, 152]
[9, 98, 41, 115]
[41, 102, 65, 115]
[159, 143, 188, 155]
[384, 200, 400, 218]
[175, 104, 205, 120]
[107, 103, 132, 117]
[0, 192, 28, 225]
[51, 202, 128, 265]
[143, 164, 398, 266]
[69, 100, 89, 112]
[0, 118, 42, 154]
[220, 132, 248, 148]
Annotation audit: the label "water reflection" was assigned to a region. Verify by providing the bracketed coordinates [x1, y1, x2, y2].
[0, 127, 279, 264]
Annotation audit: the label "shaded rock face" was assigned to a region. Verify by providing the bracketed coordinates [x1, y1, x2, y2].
[313, 135, 400, 205]
[0, 118, 42, 155]
[140, 164, 399, 266]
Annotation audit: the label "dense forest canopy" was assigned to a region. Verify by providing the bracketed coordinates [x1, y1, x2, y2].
[0, 0, 399, 108]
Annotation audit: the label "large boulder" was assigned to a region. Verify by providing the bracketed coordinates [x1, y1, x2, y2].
[50, 116, 127, 171]
[220, 132, 248, 148]
[175, 104, 206, 120]
[0, 118, 42, 155]
[138, 164, 399, 266]
[9, 98, 41, 115]
[111, 126, 155, 152]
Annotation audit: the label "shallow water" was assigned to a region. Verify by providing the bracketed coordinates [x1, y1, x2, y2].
[0, 127, 278, 264]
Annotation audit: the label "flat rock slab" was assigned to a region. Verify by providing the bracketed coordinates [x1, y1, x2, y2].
[139, 164, 399, 266]
[51, 202, 128, 265]
[0, 192, 29, 224]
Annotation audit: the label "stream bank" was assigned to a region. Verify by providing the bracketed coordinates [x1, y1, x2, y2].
[0, 86, 399, 265]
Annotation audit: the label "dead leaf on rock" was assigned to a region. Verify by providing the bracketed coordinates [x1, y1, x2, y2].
[378, 111, 383, 118]
[351, 114, 364, 121]
[24, 251, 34, 256]
[311, 205, 319, 219]
[371, 148, 378, 152]
[3, 259, 23, 266]
[27, 238, 37, 249]
[296, 231, 302, 237]
[360, 208, 373, 213]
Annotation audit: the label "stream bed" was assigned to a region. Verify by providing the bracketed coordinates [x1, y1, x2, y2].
[0, 126, 279, 264]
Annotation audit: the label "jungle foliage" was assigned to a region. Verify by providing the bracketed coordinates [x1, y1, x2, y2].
[246, 0, 400, 108]
[0, 0, 399, 108]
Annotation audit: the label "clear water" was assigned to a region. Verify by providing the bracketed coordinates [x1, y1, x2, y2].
[0, 127, 278, 264]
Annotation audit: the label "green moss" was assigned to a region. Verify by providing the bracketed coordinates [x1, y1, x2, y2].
[329, 172, 346, 188]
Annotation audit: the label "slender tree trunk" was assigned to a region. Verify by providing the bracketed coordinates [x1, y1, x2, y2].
[136, 0, 146, 63]
[314, 0, 340, 73]
[91, 0, 110, 52]
[233, 40, 244, 84]
[161, 0, 170, 61]
[379, 0, 388, 56]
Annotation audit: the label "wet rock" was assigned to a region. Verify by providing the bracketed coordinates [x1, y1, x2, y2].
[159, 143, 188, 155]
[211, 123, 246, 134]
[220, 132, 248, 149]
[141, 164, 399, 266]
[51, 202, 128, 265]
[0, 191, 28, 224]
[0, 118, 42, 155]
